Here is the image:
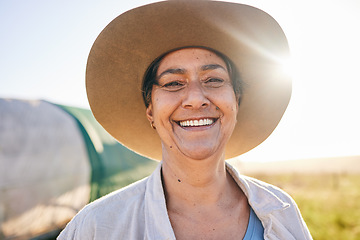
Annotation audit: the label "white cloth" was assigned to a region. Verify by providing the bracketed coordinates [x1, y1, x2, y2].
[58, 162, 312, 240]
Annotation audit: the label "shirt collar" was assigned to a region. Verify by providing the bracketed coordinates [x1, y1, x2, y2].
[225, 162, 290, 217]
[143, 162, 291, 239]
[144, 162, 176, 239]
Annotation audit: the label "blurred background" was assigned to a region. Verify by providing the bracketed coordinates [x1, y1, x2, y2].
[1, 0, 359, 239]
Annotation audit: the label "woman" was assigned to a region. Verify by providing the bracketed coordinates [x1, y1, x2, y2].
[59, 1, 312, 239]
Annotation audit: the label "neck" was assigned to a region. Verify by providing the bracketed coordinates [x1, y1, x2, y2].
[161, 152, 234, 207]
[160, 150, 250, 239]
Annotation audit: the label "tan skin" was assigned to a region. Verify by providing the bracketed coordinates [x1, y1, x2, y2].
[146, 48, 250, 239]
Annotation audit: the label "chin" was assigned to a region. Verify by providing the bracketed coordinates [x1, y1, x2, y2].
[181, 147, 222, 161]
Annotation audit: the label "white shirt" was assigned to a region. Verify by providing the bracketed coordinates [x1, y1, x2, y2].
[58, 162, 312, 240]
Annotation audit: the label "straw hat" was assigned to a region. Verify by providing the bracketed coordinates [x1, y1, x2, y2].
[86, 0, 291, 160]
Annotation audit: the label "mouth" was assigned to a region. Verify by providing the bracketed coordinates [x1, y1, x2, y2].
[177, 118, 217, 127]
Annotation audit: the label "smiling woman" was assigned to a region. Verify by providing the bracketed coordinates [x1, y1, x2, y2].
[58, 1, 312, 239]
[146, 48, 238, 162]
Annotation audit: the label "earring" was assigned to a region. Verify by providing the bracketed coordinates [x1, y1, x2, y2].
[150, 121, 156, 129]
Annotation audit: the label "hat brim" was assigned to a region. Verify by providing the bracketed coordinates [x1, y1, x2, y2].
[86, 0, 291, 161]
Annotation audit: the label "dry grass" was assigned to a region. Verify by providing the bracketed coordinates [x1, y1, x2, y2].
[249, 173, 360, 240]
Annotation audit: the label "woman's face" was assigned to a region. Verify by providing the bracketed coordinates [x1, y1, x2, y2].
[146, 48, 238, 160]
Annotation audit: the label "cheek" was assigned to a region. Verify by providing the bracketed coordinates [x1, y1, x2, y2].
[216, 90, 238, 111]
[214, 91, 238, 126]
[151, 91, 179, 120]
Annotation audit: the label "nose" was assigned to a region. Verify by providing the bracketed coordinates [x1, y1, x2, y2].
[182, 81, 210, 109]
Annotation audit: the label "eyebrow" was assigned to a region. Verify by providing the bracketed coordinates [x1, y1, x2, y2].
[201, 64, 227, 72]
[157, 64, 227, 80]
[157, 68, 186, 80]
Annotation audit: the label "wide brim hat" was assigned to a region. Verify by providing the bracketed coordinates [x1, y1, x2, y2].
[86, 0, 291, 161]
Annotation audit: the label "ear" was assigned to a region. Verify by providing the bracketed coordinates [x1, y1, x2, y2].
[146, 103, 154, 123]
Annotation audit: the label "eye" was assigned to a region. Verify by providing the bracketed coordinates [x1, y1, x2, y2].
[160, 81, 186, 91]
[203, 77, 225, 88]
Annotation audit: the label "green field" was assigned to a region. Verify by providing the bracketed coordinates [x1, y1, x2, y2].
[250, 173, 360, 240]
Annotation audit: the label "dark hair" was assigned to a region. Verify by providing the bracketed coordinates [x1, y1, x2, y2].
[142, 47, 243, 108]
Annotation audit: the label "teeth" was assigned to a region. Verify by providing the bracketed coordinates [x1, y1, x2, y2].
[179, 119, 214, 127]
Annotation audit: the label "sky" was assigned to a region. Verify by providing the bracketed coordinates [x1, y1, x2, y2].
[1, 0, 359, 162]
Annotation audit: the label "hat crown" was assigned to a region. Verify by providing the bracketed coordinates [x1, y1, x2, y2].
[86, 1, 291, 160]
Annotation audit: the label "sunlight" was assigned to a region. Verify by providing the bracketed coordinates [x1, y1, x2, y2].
[279, 56, 294, 78]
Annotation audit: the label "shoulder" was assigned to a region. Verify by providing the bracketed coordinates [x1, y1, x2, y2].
[58, 177, 149, 239]
[226, 163, 294, 205]
[226, 163, 312, 239]
[88, 176, 149, 214]
[240, 174, 295, 204]
[243, 176, 312, 239]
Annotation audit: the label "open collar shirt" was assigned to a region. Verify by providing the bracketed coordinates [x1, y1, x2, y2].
[58, 162, 312, 240]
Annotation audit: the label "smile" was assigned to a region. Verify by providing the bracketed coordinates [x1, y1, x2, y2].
[178, 118, 215, 127]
